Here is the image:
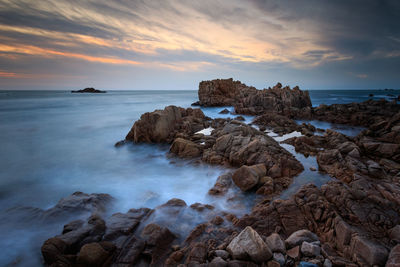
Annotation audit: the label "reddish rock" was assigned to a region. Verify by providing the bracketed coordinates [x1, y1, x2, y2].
[232, 164, 266, 191]
[170, 138, 202, 158]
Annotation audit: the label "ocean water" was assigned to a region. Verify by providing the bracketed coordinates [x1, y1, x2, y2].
[0, 89, 397, 266]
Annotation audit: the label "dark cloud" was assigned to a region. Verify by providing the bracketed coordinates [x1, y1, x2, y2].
[250, 0, 400, 57]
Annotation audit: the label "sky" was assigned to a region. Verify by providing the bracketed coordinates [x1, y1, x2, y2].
[0, 0, 399, 90]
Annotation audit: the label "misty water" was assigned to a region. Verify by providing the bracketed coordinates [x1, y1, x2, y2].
[0, 89, 394, 266]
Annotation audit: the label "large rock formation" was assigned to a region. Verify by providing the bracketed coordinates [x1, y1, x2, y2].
[125, 106, 208, 143]
[198, 78, 257, 106]
[197, 78, 312, 115]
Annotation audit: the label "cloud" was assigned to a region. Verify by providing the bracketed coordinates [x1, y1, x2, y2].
[0, 0, 399, 89]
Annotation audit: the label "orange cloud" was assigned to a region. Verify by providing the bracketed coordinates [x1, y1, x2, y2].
[0, 44, 141, 65]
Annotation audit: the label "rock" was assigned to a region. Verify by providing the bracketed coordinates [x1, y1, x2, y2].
[77, 243, 109, 266]
[226, 226, 272, 263]
[198, 78, 257, 107]
[301, 241, 321, 257]
[198, 79, 311, 115]
[309, 167, 316, 171]
[285, 230, 319, 248]
[232, 164, 266, 191]
[210, 257, 228, 267]
[71, 87, 106, 93]
[186, 242, 207, 263]
[323, 258, 332, 267]
[386, 244, 400, 267]
[170, 138, 202, 158]
[389, 225, 400, 243]
[272, 252, 285, 266]
[286, 246, 300, 260]
[57, 215, 106, 253]
[219, 108, 230, 114]
[334, 218, 353, 250]
[41, 238, 68, 265]
[125, 106, 206, 143]
[266, 233, 285, 253]
[104, 208, 150, 241]
[209, 172, 233, 195]
[235, 116, 245, 121]
[141, 223, 175, 246]
[115, 235, 145, 265]
[215, 250, 230, 260]
[43, 191, 113, 220]
[349, 235, 388, 266]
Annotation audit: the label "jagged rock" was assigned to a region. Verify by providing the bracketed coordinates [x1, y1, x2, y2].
[208, 172, 233, 195]
[285, 230, 319, 248]
[198, 78, 257, 106]
[104, 208, 150, 241]
[115, 235, 145, 265]
[301, 241, 321, 257]
[186, 242, 207, 263]
[170, 138, 202, 158]
[219, 108, 230, 114]
[266, 233, 285, 253]
[349, 235, 388, 266]
[203, 121, 303, 177]
[226, 226, 272, 263]
[232, 164, 266, 191]
[125, 105, 207, 143]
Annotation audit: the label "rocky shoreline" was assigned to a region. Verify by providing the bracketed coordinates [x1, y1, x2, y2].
[41, 79, 399, 266]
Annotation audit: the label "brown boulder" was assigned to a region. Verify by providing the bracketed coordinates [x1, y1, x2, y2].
[232, 164, 266, 191]
[227, 226, 272, 263]
[77, 243, 109, 266]
[170, 138, 202, 158]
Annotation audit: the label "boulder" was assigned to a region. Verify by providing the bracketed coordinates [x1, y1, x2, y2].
[266, 233, 285, 253]
[301, 241, 321, 257]
[285, 230, 319, 248]
[232, 164, 266, 191]
[226, 226, 272, 263]
[77, 243, 109, 266]
[170, 138, 202, 158]
[349, 235, 388, 266]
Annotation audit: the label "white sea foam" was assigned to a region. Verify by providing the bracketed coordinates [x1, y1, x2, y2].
[195, 127, 214, 135]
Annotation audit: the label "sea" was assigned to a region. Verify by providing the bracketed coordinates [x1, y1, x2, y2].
[0, 89, 399, 266]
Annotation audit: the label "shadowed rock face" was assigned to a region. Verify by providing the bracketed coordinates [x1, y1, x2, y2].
[198, 78, 312, 116]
